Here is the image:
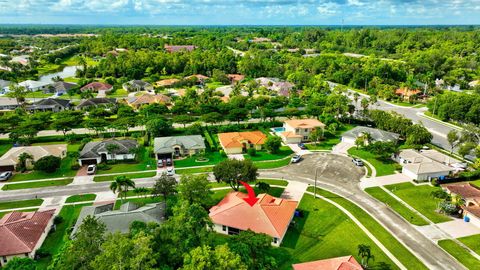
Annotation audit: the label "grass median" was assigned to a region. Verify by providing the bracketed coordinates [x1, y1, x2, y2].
[307, 186, 428, 270]
[365, 187, 429, 226]
[0, 199, 44, 210]
[438, 239, 480, 269]
[65, 194, 97, 203]
[2, 178, 73, 191]
[93, 171, 157, 182]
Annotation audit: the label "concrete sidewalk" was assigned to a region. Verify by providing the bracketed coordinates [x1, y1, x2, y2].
[280, 181, 308, 201]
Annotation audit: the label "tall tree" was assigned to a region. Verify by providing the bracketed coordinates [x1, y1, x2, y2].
[110, 176, 135, 204]
[177, 174, 212, 206]
[152, 173, 177, 213]
[181, 244, 247, 270]
[447, 130, 460, 154]
[213, 159, 258, 191]
[227, 230, 277, 270]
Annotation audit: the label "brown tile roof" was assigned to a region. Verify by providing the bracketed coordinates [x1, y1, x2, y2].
[81, 82, 113, 92]
[292, 256, 363, 270]
[164, 45, 196, 53]
[227, 74, 245, 83]
[155, 78, 180, 87]
[218, 131, 267, 148]
[127, 93, 171, 107]
[285, 119, 325, 129]
[443, 183, 480, 200]
[185, 74, 209, 81]
[209, 191, 297, 238]
[0, 210, 55, 257]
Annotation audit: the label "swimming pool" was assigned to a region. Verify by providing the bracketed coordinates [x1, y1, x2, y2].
[271, 127, 285, 133]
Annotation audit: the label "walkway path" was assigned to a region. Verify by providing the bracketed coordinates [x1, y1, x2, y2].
[280, 181, 308, 201]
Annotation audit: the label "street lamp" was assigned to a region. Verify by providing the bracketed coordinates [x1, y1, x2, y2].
[314, 167, 322, 199]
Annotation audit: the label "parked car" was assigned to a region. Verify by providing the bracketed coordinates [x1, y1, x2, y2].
[298, 143, 307, 150]
[166, 166, 175, 176]
[352, 158, 364, 166]
[157, 159, 164, 168]
[291, 155, 302, 163]
[87, 164, 97, 175]
[0, 171, 12, 181]
[166, 158, 173, 166]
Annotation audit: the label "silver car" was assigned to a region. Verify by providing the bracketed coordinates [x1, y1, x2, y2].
[291, 155, 302, 163]
[0, 171, 12, 181]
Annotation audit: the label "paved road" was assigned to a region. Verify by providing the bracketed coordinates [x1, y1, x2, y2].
[0, 153, 464, 269]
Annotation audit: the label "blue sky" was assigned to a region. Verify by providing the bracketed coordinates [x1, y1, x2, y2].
[0, 0, 479, 25]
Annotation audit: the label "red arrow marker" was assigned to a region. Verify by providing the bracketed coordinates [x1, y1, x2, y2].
[239, 181, 259, 207]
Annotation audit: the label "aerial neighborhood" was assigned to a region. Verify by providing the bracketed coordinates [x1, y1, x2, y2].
[0, 24, 479, 270]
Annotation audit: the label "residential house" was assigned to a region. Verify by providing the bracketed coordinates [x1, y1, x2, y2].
[0, 98, 20, 112]
[341, 126, 400, 145]
[122, 80, 154, 92]
[255, 77, 295, 97]
[393, 149, 462, 181]
[218, 131, 267, 154]
[9, 55, 29, 66]
[227, 74, 245, 84]
[395, 87, 421, 100]
[44, 81, 77, 95]
[76, 98, 116, 110]
[185, 74, 209, 84]
[71, 202, 165, 236]
[443, 183, 480, 228]
[209, 191, 297, 246]
[292, 256, 363, 270]
[80, 82, 113, 93]
[153, 135, 206, 160]
[0, 210, 55, 267]
[281, 119, 325, 144]
[469, 80, 479, 88]
[78, 139, 138, 166]
[126, 93, 171, 109]
[155, 78, 180, 88]
[0, 144, 67, 171]
[18, 80, 51, 92]
[250, 37, 272, 43]
[164, 45, 196, 53]
[0, 79, 11, 94]
[27, 98, 71, 112]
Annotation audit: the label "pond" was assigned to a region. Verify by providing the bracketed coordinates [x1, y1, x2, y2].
[38, 65, 81, 83]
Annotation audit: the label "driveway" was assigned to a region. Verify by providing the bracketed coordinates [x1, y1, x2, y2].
[72, 166, 94, 185]
[332, 141, 353, 155]
[287, 143, 311, 155]
[360, 173, 412, 189]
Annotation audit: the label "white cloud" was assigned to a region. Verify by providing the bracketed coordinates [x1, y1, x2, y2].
[317, 2, 340, 16]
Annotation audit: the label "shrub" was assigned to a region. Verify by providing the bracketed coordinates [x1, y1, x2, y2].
[35, 248, 50, 258]
[33, 155, 61, 173]
[70, 164, 80, 170]
[264, 136, 282, 154]
[247, 148, 257, 157]
[219, 150, 227, 158]
[54, 216, 64, 225]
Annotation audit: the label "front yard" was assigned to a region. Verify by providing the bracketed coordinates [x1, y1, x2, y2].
[385, 182, 452, 223]
[243, 146, 293, 161]
[438, 239, 480, 269]
[96, 146, 156, 174]
[348, 148, 399, 176]
[174, 151, 227, 168]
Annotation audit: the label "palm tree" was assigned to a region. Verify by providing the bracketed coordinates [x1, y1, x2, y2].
[77, 56, 87, 78]
[110, 176, 135, 204]
[358, 244, 374, 268]
[17, 152, 33, 172]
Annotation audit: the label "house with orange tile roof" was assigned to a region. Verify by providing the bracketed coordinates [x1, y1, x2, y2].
[292, 255, 363, 270]
[281, 119, 325, 144]
[209, 191, 297, 246]
[395, 87, 421, 100]
[218, 131, 267, 154]
[0, 210, 55, 266]
[227, 74, 245, 84]
[443, 183, 480, 228]
[155, 78, 180, 88]
[184, 74, 209, 84]
[126, 93, 171, 109]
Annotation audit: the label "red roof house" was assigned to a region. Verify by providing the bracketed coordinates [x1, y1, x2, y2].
[292, 256, 363, 270]
[164, 45, 196, 53]
[80, 82, 113, 92]
[0, 210, 55, 266]
[209, 191, 297, 246]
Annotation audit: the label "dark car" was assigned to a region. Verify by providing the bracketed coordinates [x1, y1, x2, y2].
[0, 171, 12, 181]
[166, 158, 173, 166]
[298, 143, 307, 150]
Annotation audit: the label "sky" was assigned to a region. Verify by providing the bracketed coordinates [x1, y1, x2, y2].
[0, 0, 479, 25]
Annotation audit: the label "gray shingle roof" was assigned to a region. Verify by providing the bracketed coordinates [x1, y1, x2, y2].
[79, 139, 138, 159]
[52, 81, 77, 92]
[342, 126, 400, 142]
[32, 98, 71, 108]
[71, 202, 165, 236]
[77, 98, 116, 109]
[153, 135, 206, 154]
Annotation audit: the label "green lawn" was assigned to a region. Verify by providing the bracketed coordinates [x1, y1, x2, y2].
[2, 178, 73, 190]
[385, 182, 452, 223]
[176, 166, 213, 174]
[93, 171, 156, 182]
[107, 88, 129, 98]
[307, 187, 428, 270]
[348, 148, 398, 176]
[438, 240, 480, 269]
[253, 157, 291, 169]
[174, 152, 227, 168]
[37, 62, 62, 75]
[96, 147, 155, 174]
[0, 199, 43, 211]
[244, 147, 293, 161]
[25, 90, 53, 98]
[0, 143, 12, 156]
[305, 137, 341, 151]
[9, 143, 81, 182]
[0, 208, 39, 218]
[277, 194, 397, 269]
[365, 187, 429, 226]
[258, 179, 289, 186]
[65, 194, 97, 203]
[36, 203, 92, 269]
[458, 234, 480, 255]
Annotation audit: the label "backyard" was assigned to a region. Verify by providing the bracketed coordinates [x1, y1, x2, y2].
[385, 182, 452, 223]
[348, 148, 398, 176]
[277, 194, 397, 269]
